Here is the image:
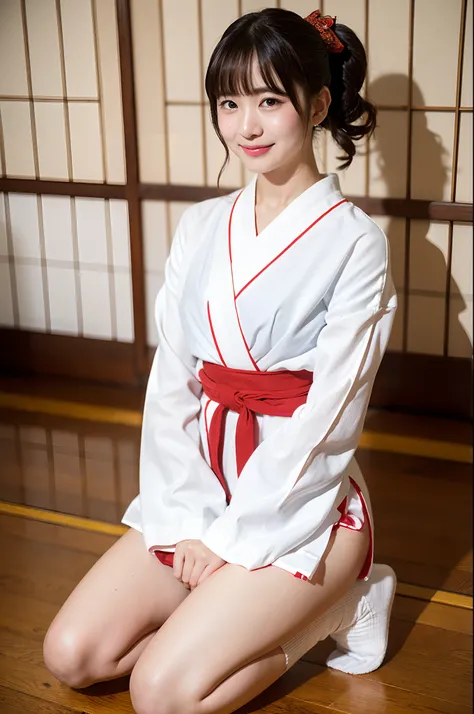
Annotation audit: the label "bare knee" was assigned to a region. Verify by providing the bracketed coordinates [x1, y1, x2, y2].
[130, 662, 200, 714]
[43, 620, 97, 689]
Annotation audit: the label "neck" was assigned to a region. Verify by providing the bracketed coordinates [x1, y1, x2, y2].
[255, 156, 324, 210]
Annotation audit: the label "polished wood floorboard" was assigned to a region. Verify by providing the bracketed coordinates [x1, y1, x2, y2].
[0, 406, 471, 596]
[0, 386, 472, 712]
[0, 513, 471, 714]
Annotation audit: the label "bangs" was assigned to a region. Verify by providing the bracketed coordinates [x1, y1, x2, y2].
[210, 47, 286, 99]
[204, 9, 321, 188]
[205, 30, 307, 115]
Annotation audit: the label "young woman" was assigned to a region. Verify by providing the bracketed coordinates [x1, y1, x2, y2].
[44, 9, 398, 714]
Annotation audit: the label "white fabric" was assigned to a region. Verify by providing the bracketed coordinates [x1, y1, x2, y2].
[122, 174, 397, 581]
[281, 563, 397, 672]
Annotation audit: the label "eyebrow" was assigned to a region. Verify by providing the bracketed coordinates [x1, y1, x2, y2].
[248, 86, 287, 96]
[220, 85, 287, 98]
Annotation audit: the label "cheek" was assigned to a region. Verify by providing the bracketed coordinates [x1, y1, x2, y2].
[269, 110, 305, 142]
[217, 114, 236, 143]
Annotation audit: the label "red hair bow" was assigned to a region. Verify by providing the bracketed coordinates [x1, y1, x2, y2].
[305, 10, 345, 53]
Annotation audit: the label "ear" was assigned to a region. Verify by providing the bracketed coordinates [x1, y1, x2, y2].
[310, 86, 331, 126]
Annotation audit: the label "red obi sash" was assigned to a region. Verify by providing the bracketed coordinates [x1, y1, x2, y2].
[199, 361, 313, 503]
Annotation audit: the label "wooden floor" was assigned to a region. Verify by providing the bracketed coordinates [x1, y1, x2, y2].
[0, 381, 472, 713]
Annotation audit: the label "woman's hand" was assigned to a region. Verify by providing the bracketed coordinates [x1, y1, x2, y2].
[173, 540, 226, 590]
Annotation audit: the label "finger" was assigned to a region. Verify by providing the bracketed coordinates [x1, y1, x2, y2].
[181, 552, 195, 587]
[196, 564, 212, 587]
[189, 560, 206, 590]
[173, 546, 185, 582]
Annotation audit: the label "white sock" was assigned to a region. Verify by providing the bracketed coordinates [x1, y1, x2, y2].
[280, 564, 396, 674]
[326, 563, 397, 674]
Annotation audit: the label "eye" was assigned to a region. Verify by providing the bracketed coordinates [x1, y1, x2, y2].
[261, 97, 281, 107]
[219, 99, 238, 110]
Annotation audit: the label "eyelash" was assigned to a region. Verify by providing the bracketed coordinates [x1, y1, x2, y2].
[219, 97, 282, 109]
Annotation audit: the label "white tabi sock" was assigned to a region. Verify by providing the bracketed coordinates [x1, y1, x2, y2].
[326, 563, 397, 674]
[280, 564, 396, 674]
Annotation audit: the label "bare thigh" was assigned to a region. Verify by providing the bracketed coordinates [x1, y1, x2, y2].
[43, 528, 189, 687]
[130, 525, 369, 712]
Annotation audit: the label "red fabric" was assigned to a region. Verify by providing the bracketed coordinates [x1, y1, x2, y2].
[154, 364, 371, 582]
[199, 361, 313, 503]
[305, 10, 345, 53]
[155, 551, 174, 568]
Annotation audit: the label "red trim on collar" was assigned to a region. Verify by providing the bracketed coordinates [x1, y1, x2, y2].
[235, 198, 348, 299]
[228, 190, 261, 372]
[207, 301, 228, 367]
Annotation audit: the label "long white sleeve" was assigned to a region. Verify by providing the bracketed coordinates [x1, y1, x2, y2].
[201, 226, 397, 576]
[125, 218, 227, 550]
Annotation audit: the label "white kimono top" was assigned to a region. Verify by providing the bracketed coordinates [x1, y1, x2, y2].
[122, 173, 397, 582]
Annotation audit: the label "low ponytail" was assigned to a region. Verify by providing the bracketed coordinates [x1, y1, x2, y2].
[320, 23, 377, 169]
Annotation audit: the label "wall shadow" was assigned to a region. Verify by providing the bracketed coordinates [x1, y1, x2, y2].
[368, 73, 471, 359]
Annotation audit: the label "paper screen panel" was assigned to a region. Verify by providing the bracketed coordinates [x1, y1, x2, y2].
[448, 295, 473, 357]
[146, 271, 164, 347]
[0, 263, 15, 327]
[369, 111, 408, 198]
[1, 101, 35, 178]
[113, 271, 134, 342]
[409, 220, 449, 294]
[0, 0, 28, 97]
[411, 111, 455, 201]
[142, 201, 169, 273]
[15, 262, 47, 331]
[109, 200, 131, 271]
[75, 198, 108, 267]
[167, 104, 204, 185]
[241, 1, 277, 12]
[9, 193, 41, 261]
[451, 223, 473, 300]
[162, 0, 201, 103]
[80, 268, 112, 339]
[42, 195, 74, 263]
[374, 216, 406, 291]
[326, 133, 367, 196]
[407, 294, 445, 355]
[455, 111, 473, 203]
[412, 0, 461, 107]
[461, 0, 473, 107]
[201, 0, 238, 69]
[34, 101, 69, 181]
[25, 0, 63, 98]
[60, 0, 98, 99]
[0, 194, 8, 258]
[94, 0, 126, 183]
[68, 102, 104, 182]
[279, 2, 315, 17]
[47, 265, 79, 335]
[130, 0, 167, 183]
[368, 0, 410, 105]
[388, 294, 404, 352]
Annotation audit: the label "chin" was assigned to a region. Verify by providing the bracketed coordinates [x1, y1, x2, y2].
[241, 155, 283, 174]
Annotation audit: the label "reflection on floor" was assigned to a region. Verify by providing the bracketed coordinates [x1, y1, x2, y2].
[0, 389, 472, 713]
[0, 405, 471, 596]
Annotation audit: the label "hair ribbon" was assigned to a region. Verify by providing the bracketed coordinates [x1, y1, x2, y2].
[305, 10, 345, 53]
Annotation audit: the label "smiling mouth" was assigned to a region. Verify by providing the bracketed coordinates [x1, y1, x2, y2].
[240, 144, 274, 156]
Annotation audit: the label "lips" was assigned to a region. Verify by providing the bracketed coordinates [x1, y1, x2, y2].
[240, 144, 274, 157]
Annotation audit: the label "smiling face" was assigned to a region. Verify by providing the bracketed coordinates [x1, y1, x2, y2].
[216, 58, 317, 177]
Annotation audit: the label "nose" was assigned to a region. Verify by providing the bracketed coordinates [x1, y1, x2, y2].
[240, 106, 263, 141]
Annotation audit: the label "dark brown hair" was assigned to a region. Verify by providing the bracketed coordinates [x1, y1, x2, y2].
[205, 8, 376, 185]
